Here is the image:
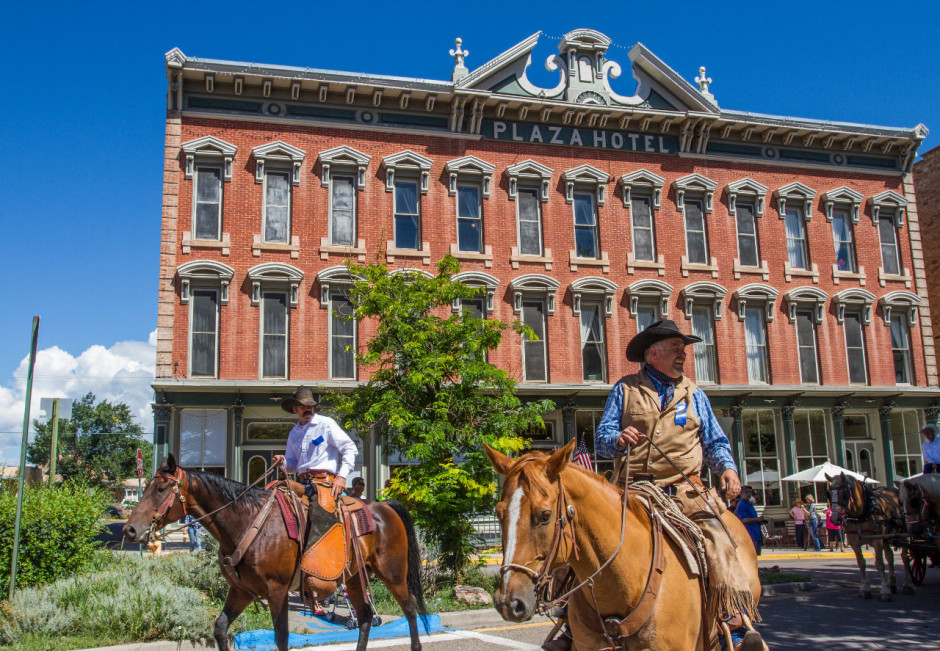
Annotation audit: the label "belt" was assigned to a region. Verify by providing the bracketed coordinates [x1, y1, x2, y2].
[298, 469, 335, 483]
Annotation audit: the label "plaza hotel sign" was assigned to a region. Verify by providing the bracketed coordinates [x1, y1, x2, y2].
[482, 119, 679, 155]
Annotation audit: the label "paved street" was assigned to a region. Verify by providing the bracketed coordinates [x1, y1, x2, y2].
[278, 556, 940, 651]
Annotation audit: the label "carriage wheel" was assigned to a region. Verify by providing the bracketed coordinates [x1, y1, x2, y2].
[911, 551, 926, 585]
[345, 618, 359, 630]
[325, 612, 335, 623]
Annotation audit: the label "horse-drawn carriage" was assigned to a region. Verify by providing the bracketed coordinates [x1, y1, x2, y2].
[827, 471, 940, 600]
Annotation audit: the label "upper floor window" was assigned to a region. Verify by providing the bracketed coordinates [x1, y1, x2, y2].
[318, 266, 360, 380]
[580, 301, 606, 382]
[727, 178, 768, 269]
[744, 307, 770, 384]
[509, 274, 559, 383]
[831, 208, 857, 273]
[261, 291, 288, 378]
[843, 311, 868, 384]
[627, 279, 673, 332]
[253, 141, 305, 245]
[879, 290, 921, 385]
[673, 174, 717, 267]
[319, 145, 371, 248]
[517, 188, 543, 256]
[775, 182, 816, 271]
[394, 180, 421, 250]
[182, 136, 237, 241]
[177, 260, 234, 379]
[795, 309, 821, 384]
[621, 170, 665, 265]
[878, 218, 901, 275]
[452, 271, 499, 315]
[573, 193, 599, 258]
[690, 306, 717, 384]
[457, 184, 483, 253]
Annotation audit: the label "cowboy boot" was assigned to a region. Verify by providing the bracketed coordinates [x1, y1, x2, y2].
[541, 624, 573, 651]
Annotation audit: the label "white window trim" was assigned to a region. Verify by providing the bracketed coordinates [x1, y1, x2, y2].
[515, 185, 546, 257]
[572, 191, 600, 260]
[252, 141, 305, 186]
[259, 290, 289, 379]
[726, 178, 768, 218]
[247, 262, 303, 307]
[562, 164, 610, 206]
[774, 182, 816, 220]
[868, 190, 907, 227]
[445, 155, 495, 198]
[822, 186, 863, 224]
[506, 159, 553, 202]
[319, 145, 371, 190]
[879, 290, 921, 327]
[509, 274, 560, 315]
[673, 173, 717, 214]
[181, 135, 237, 181]
[455, 182, 484, 254]
[177, 260, 234, 305]
[326, 290, 357, 380]
[832, 288, 876, 325]
[383, 150, 433, 194]
[570, 277, 618, 317]
[626, 279, 673, 319]
[733, 283, 779, 322]
[452, 271, 499, 314]
[621, 169, 665, 210]
[188, 288, 220, 379]
[783, 287, 828, 323]
[680, 281, 728, 321]
[392, 178, 422, 250]
[192, 164, 224, 241]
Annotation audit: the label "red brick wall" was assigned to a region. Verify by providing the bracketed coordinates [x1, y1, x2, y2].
[914, 146, 940, 354]
[160, 116, 924, 388]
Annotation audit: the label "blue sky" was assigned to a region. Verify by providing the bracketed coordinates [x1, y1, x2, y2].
[1, 0, 939, 460]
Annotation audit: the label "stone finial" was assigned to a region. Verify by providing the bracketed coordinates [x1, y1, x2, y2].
[450, 38, 469, 83]
[695, 66, 714, 101]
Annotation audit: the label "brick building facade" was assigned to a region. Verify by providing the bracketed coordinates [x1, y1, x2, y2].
[914, 146, 940, 350]
[154, 29, 937, 513]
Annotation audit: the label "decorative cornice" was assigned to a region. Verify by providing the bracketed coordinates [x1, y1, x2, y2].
[821, 186, 864, 223]
[726, 178, 768, 217]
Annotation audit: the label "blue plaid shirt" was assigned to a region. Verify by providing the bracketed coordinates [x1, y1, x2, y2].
[595, 371, 738, 476]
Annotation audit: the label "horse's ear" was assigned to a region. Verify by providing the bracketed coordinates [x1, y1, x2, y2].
[824, 473, 832, 482]
[546, 439, 577, 481]
[483, 444, 513, 477]
[165, 453, 177, 474]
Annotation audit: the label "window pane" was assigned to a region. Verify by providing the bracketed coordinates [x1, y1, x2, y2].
[636, 305, 657, 332]
[331, 294, 355, 379]
[203, 410, 227, 466]
[395, 215, 419, 249]
[574, 194, 595, 225]
[575, 226, 598, 258]
[879, 219, 900, 275]
[195, 167, 221, 239]
[844, 312, 867, 384]
[796, 310, 819, 383]
[264, 171, 290, 243]
[580, 304, 605, 382]
[262, 292, 287, 378]
[191, 290, 218, 377]
[684, 200, 707, 264]
[523, 300, 546, 381]
[458, 217, 482, 252]
[331, 176, 355, 246]
[518, 189, 542, 256]
[744, 307, 767, 383]
[891, 315, 912, 383]
[736, 203, 759, 267]
[832, 210, 855, 272]
[631, 196, 655, 261]
[691, 306, 716, 383]
[394, 181, 420, 249]
[458, 185, 480, 218]
[395, 181, 418, 214]
[785, 208, 807, 269]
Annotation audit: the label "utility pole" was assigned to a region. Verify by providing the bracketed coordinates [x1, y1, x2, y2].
[10, 317, 39, 600]
[48, 398, 60, 482]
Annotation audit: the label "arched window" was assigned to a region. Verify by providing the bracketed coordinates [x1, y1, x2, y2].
[626, 279, 673, 330]
[247, 263, 303, 379]
[318, 267, 360, 380]
[176, 261, 235, 379]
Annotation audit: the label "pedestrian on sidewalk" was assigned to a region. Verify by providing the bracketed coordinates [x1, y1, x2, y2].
[735, 485, 766, 556]
[825, 502, 845, 552]
[789, 499, 806, 549]
[184, 514, 203, 552]
[804, 494, 822, 551]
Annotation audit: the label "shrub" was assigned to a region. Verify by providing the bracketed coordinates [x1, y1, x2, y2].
[0, 481, 110, 589]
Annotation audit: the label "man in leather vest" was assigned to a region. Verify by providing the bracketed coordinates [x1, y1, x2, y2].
[591, 320, 765, 651]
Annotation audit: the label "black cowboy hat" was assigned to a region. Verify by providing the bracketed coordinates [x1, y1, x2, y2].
[281, 386, 318, 413]
[625, 319, 701, 363]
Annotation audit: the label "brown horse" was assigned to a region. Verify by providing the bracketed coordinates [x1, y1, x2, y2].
[827, 472, 913, 600]
[485, 440, 761, 651]
[123, 455, 426, 651]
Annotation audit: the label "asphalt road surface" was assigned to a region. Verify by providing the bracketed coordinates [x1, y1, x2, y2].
[283, 557, 940, 651]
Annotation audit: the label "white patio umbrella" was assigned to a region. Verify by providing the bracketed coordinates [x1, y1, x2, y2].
[745, 468, 780, 484]
[781, 460, 879, 484]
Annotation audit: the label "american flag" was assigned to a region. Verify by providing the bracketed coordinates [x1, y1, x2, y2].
[573, 437, 595, 472]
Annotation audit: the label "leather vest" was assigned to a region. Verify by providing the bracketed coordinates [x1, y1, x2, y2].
[620, 371, 702, 486]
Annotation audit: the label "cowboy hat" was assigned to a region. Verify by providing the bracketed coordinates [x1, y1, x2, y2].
[625, 319, 701, 363]
[281, 386, 318, 413]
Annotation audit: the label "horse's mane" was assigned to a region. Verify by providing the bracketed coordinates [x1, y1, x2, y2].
[508, 450, 620, 499]
[161, 463, 268, 509]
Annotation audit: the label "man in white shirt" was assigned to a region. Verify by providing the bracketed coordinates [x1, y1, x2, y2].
[921, 423, 940, 474]
[272, 386, 358, 497]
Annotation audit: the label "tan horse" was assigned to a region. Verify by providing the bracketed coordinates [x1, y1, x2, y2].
[485, 440, 761, 651]
[827, 472, 913, 601]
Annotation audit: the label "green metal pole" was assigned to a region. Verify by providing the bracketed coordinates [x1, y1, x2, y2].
[48, 398, 59, 483]
[9, 316, 40, 600]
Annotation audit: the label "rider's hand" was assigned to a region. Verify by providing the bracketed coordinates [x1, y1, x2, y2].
[272, 455, 285, 468]
[332, 476, 346, 498]
[721, 469, 741, 500]
[617, 426, 646, 449]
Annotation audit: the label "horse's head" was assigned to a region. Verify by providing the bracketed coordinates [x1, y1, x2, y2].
[484, 439, 576, 623]
[123, 454, 188, 543]
[826, 472, 851, 526]
[898, 478, 926, 536]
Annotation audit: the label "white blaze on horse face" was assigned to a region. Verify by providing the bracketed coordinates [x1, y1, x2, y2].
[502, 486, 524, 592]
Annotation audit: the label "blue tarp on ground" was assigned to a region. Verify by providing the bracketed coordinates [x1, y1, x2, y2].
[234, 613, 446, 650]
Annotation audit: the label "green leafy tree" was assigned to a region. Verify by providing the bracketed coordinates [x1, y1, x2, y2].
[26, 392, 151, 486]
[330, 255, 553, 578]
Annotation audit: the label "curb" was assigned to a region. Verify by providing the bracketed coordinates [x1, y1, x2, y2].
[758, 551, 871, 560]
[760, 581, 817, 597]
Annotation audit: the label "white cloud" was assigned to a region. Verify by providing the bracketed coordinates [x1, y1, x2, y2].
[0, 330, 157, 465]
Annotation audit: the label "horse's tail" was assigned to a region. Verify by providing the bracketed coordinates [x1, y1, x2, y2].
[385, 499, 428, 622]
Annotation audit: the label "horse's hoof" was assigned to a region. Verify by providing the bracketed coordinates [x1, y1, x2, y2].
[860, 591, 872, 599]
[372, 616, 382, 626]
[879, 594, 892, 602]
[902, 586, 915, 595]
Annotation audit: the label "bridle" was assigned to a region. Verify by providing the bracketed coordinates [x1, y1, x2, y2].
[145, 467, 188, 541]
